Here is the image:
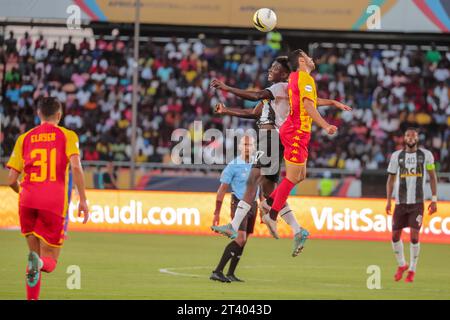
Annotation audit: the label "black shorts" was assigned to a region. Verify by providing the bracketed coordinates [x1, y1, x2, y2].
[230, 194, 257, 234]
[252, 129, 284, 183]
[392, 203, 424, 230]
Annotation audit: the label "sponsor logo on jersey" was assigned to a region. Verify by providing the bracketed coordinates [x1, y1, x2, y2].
[399, 167, 423, 178]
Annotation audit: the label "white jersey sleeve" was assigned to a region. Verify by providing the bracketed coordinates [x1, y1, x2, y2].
[266, 82, 287, 99]
[387, 150, 400, 175]
[265, 82, 289, 128]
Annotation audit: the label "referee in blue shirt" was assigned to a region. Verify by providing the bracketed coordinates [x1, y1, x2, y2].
[210, 135, 258, 283]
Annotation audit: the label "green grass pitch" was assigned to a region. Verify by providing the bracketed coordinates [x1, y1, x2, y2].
[0, 230, 449, 300]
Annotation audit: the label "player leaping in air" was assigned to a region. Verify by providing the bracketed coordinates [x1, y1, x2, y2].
[260, 49, 339, 245]
[210, 54, 351, 256]
[7, 97, 90, 300]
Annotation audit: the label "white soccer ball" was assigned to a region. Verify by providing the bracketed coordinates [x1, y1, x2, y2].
[253, 8, 277, 32]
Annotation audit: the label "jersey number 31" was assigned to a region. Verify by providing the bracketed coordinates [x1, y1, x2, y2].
[30, 148, 57, 182]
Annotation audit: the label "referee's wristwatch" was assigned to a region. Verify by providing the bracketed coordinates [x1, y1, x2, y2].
[431, 195, 438, 202]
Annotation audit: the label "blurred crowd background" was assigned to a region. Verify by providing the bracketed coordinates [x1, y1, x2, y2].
[1, 30, 449, 172]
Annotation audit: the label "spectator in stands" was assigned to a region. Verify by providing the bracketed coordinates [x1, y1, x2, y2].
[63, 36, 77, 58]
[5, 31, 17, 54]
[425, 43, 442, 64]
[101, 161, 118, 189]
[318, 171, 334, 196]
[266, 31, 282, 54]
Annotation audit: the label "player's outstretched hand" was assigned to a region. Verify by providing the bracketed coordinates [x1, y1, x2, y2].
[210, 79, 227, 90]
[335, 102, 352, 111]
[325, 125, 338, 135]
[385, 201, 392, 215]
[78, 200, 90, 224]
[428, 201, 437, 215]
[214, 103, 226, 114]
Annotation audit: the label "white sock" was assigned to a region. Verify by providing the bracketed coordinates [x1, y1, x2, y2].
[231, 200, 251, 231]
[280, 204, 301, 235]
[409, 242, 420, 272]
[391, 240, 406, 267]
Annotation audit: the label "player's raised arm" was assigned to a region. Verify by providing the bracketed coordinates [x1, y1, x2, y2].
[317, 98, 352, 111]
[304, 99, 337, 135]
[210, 79, 273, 101]
[214, 102, 263, 119]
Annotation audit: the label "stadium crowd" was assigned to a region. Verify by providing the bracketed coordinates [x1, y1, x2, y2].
[1, 30, 449, 172]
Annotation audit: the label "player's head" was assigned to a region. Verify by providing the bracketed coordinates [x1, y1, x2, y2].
[37, 96, 63, 124]
[288, 49, 315, 72]
[404, 127, 419, 148]
[239, 135, 255, 159]
[268, 56, 290, 82]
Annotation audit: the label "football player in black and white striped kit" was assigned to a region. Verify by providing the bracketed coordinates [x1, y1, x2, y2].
[386, 127, 438, 283]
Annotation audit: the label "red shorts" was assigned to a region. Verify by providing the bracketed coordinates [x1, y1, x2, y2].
[279, 121, 311, 165]
[19, 206, 65, 247]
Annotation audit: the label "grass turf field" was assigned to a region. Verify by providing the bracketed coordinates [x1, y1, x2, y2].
[0, 230, 449, 300]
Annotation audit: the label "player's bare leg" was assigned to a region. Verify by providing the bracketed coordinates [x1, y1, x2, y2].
[264, 162, 310, 254]
[405, 228, 420, 283]
[392, 229, 408, 281]
[260, 177, 303, 248]
[26, 234, 40, 254]
[265, 162, 305, 237]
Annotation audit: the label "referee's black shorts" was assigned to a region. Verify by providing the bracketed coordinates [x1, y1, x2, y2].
[230, 194, 258, 234]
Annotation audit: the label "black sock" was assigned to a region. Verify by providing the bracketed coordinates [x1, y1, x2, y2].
[266, 197, 274, 206]
[227, 244, 244, 276]
[215, 241, 241, 273]
[269, 208, 278, 220]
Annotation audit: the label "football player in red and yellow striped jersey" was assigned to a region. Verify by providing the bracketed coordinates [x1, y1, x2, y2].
[6, 97, 89, 300]
[262, 50, 338, 255]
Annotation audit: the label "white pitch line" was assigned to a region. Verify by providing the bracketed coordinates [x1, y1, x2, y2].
[159, 265, 275, 282]
[159, 268, 205, 279]
[159, 265, 450, 294]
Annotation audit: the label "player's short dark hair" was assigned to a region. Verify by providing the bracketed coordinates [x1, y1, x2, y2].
[405, 127, 419, 134]
[288, 49, 305, 71]
[37, 97, 62, 118]
[274, 56, 290, 73]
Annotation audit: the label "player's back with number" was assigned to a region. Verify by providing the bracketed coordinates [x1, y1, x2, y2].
[6, 96, 89, 250]
[9, 123, 79, 214]
[7, 97, 89, 300]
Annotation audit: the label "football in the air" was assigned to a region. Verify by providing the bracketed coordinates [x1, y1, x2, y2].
[253, 8, 277, 32]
